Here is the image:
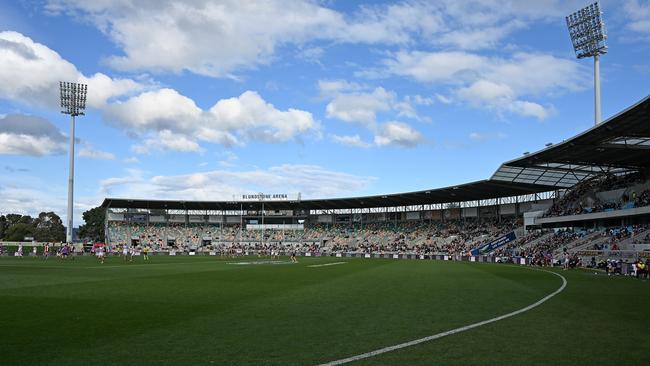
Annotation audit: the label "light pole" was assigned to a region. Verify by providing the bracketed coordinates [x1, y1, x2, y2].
[566, 1, 607, 126]
[59, 81, 87, 244]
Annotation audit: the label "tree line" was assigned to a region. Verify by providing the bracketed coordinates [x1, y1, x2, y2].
[0, 206, 105, 243]
[0, 212, 66, 242]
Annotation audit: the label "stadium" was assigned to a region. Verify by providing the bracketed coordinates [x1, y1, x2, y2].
[102, 95, 650, 264]
[1, 2, 650, 366]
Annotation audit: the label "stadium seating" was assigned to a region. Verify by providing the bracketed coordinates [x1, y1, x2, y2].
[544, 172, 650, 217]
[101, 172, 650, 265]
[107, 218, 521, 255]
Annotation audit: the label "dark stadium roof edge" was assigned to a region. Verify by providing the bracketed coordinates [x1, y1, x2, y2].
[493, 94, 650, 187]
[102, 94, 650, 211]
[101, 179, 557, 211]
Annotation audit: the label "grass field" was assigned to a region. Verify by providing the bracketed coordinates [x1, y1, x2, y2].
[0, 255, 647, 365]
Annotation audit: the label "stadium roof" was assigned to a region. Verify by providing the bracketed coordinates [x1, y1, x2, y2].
[102, 179, 556, 211]
[492, 94, 650, 188]
[102, 94, 650, 211]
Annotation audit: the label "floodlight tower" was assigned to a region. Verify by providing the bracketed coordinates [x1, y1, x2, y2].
[566, 1, 607, 126]
[59, 81, 87, 244]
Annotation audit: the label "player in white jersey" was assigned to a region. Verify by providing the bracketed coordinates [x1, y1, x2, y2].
[122, 244, 129, 262]
[96, 246, 105, 264]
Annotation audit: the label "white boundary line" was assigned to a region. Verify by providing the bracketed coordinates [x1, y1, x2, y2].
[307, 262, 347, 268]
[85, 261, 211, 269]
[318, 269, 567, 366]
[226, 260, 294, 266]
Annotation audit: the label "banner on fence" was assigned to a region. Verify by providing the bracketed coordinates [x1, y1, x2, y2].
[470, 231, 517, 256]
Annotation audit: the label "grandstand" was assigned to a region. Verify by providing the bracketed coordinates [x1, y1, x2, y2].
[102, 95, 650, 265]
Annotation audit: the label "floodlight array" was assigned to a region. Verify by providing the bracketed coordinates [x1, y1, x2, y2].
[566, 2, 607, 59]
[59, 81, 87, 116]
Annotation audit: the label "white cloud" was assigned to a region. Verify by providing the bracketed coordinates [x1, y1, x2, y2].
[296, 46, 324, 64]
[123, 157, 140, 164]
[435, 94, 453, 104]
[384, 51, 485, 83]
[0, 174, 96, 226]
[207, 91, 317, 143]
[1, 31, 317, 152]
[382, 51, 588, 119]
[437, 20, 525, 50]
[0, 184, 65, 217]
[104, 88, 202, 133]
[148, 130, 203, 153]
[46, 0, 346, 77]
[325, 87, 394, 126]
[318, 79, 367, 97]
[333, 2, 445, 44]
[0, 31, 145, 109]
[394, 96, 432, 121]
[43, 1, 584, 77]
[374, 122, 424, 147]
[99, 164, 375, 200]
[458, 79, 514, 101]
[107, 89, 318, 151]
[218, 151, 239, 168]
[78, 146, 116, 160]
[42, 1, 434, 77]
[81, 72, 147, 108]
[132, 130, 203, 154]
[484, 53, 587, 96]
[0, 114, 67, 156]
[331, 134, 372, 148]
[322, 81, 431, 126]
[99, 169, 146, 194]
[410, 95, 434, 106]
[320, 81, 427, 146]
[469, 132, 506, 141]
[456, 80, 549, 120]
[384, 51, 588, 95]
[624, 0, 650, 38]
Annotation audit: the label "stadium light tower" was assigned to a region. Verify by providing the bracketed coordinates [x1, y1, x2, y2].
[566, 1, 607, 126]
[60, 81, 87, 244]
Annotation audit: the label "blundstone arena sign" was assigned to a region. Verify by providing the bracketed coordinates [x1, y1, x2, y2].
[241, 193, 297, 201]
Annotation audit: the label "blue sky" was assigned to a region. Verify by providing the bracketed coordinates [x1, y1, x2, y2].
[0, 0, 649, 225]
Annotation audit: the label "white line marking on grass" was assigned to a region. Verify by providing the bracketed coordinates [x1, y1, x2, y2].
[85, 261, 211, 269]
[227, 260, 294, 266]
[307, 262, 347, 268]
[318, 269, 567, 366]
[0, 264, 69, 268]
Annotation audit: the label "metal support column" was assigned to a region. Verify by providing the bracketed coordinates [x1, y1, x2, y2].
[66, 115, 75, 243]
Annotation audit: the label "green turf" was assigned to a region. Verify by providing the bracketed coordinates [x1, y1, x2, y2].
[0, 255, 647, 365]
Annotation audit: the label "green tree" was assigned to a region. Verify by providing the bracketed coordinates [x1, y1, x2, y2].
[5, 214, 24, 226]
[33, 212, 66, 242]
[77, 206, 106, 242]
[0, 215, 6, 239]
[4, 223, 35, 241]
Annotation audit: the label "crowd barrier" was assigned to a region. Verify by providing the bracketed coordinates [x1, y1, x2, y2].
[3, 248, 647, 264]
[0, 250, 533, 265]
